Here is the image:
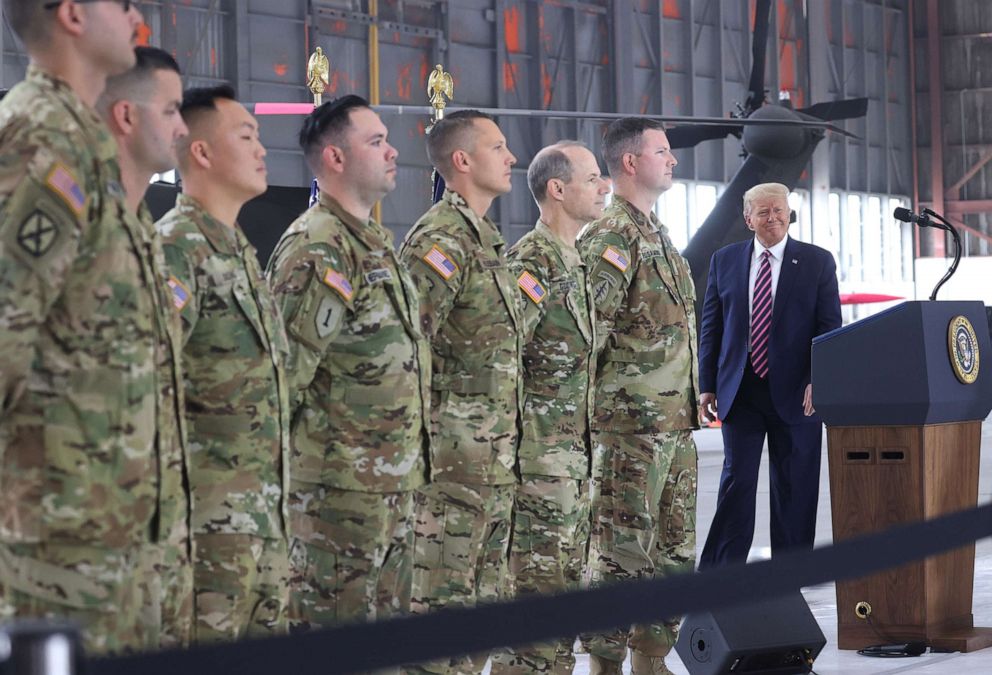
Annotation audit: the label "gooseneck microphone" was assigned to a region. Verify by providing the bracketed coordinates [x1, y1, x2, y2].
[893, 207, 961, 301]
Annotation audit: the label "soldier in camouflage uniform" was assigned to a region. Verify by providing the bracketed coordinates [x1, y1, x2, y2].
[490, 142, 609, 675]
[156, 86, 291, 642]
[0, 1, 184, 654]
[398, 110, 522, 675]
[266, 96, 429, 641]
[577, 119, 699, 675]
[97, 46, 194, 649]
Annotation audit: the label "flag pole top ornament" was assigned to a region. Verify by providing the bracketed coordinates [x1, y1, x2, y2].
[307, 47, 330, 107]
[427, 64, 453, 127]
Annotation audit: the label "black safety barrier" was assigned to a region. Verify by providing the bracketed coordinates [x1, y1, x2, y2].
[80, 500, 992, 675]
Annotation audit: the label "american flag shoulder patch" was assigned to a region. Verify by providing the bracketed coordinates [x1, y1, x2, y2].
[166, 276, 190, 311]
[423, 244, 458, 280]
[517, 270, 546, 305]
[601, 245, 630, 272]
[45, 163, 87, 216]
[322, 266, 354, 301]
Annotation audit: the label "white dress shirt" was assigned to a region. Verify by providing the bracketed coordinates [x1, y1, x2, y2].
[747, 234, 789, 322]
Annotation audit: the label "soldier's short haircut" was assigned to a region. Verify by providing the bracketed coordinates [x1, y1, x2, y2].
[3, 0, 50, 46]
[426, 110, 497, 180]
[298, 94, 369, 174]
[175, 85, 237, 170]
[98, 47, 182, 114]
[602, 117, 667, 177]
[743, 182, 790, 215]
[527, 140, 587, 205]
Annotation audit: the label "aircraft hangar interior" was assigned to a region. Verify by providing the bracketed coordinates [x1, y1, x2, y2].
[1, 1, 991, 674]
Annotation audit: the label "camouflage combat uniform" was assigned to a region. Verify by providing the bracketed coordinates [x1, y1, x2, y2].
[132, 203, 194, 650]
[157, 194, 291, 642]
[398, 188, 523, 675]
[490, 221, 596, 675]
[577, 195, 699, 665]
[266, 192, 429, 635]
[0, 66, 190, 654]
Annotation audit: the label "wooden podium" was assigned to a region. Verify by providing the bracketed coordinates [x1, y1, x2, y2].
[812, 301, 992, 652]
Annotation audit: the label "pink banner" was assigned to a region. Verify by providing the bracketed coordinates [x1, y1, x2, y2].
[254, 102, 314, 115]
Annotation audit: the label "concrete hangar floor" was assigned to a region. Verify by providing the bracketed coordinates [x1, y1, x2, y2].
[483, 419, 992, 675]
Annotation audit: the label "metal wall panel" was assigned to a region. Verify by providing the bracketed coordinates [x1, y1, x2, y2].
[0, 0, 922, 246]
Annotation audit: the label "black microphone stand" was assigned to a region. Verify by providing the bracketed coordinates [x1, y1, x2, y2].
[922, 208, 961, 301]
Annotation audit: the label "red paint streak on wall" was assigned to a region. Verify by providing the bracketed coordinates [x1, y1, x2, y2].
[332, 20, 347, 34]
[504, 6, 522, 54]
[503, 62, 519, 91]
[210, 47, 217, 68]
[779, 42, 795, 93]
[541, 63, 552, 108]
[397, 63, 413, 101]
[273, 63, 288, 77]
[328, 71, 340, 94]
[136, 23, 152, 46]
[662, 0, 681, 20]
[419, 58, 429, 89]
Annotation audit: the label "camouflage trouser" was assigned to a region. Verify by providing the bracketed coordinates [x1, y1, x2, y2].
[405, 481, 515, 675]
[580, 430, 697, 663]
[192, 533, 289, 642]
[490, 476, 590, 675]
[287, 485, 416, 632]
[137, 537, 194, 649]
[0, 541, 147, 654]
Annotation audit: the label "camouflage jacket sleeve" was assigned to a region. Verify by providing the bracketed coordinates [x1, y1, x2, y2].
[506, 246, 549, 344]
[579, 226, 636, 349]
[159, 229, 202, 347]
[398, 226, 466, 340]
[268, 238, 357, 409]
[0, 124, 89, 414]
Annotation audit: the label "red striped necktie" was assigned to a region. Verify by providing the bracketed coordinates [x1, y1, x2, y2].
[750, 250, 772, 378]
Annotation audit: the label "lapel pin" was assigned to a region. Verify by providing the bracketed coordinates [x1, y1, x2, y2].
[791, 259, 798, 264]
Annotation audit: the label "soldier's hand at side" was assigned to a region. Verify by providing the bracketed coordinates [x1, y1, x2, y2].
[803, 383, 815, 416]
[699, 392, 718, 424]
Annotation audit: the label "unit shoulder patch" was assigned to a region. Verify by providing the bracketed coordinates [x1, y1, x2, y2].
[16, 211, 59, 258]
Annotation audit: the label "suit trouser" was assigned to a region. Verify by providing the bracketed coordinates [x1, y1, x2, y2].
[580, 430, 697, 663]
[699, 363, 822, 569]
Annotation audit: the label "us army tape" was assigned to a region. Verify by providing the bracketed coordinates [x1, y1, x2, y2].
[91, 501, 992, 675]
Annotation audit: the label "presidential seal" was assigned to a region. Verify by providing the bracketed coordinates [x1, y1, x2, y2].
[948, 315, 980, 384]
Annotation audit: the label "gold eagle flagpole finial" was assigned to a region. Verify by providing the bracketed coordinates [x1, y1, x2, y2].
[427, 64, 453, 203]
[427, 64, 453, 125]
[307, 46, 330, 107]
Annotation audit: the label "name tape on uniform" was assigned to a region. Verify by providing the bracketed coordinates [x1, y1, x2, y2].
[601, 245, 629, 272]
[423, 244, 458, 280]
[322, 267, 354, 301]
[517, 271, 546, 305]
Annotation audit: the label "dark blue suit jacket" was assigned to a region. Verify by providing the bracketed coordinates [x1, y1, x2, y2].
[698, 237, 842, 425]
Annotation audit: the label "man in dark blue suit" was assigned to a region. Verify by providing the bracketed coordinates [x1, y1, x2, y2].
[697, 182, 841, 568]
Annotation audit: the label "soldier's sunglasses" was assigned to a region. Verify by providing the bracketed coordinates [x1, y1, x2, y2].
[44, 0, 134, 11]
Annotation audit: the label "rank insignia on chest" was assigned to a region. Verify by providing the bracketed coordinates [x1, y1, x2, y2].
[45, 163, 86, 216]
[601, 245, 630, 272]
[322, 267, 354, 301]
[167, 275, 190, 310]
[517, 270, 547, 305]
[423, 244, 458, 280]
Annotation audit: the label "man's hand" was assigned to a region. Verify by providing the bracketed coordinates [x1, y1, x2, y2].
[699, 392, 719, 425]
[803, 383, 815, 416]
